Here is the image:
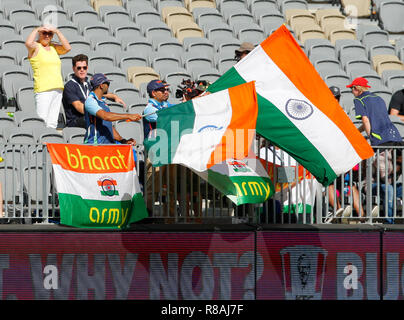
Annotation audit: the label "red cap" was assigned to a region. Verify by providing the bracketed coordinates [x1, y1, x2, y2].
[346, 77, 371, 88]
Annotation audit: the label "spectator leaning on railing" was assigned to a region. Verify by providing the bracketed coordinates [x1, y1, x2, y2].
[25, 24, 71, 128]
[83, 73, 141, 145]
[349, 77, 404, 224]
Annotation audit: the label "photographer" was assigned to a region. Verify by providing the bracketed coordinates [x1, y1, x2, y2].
[176, 79, 211, 102]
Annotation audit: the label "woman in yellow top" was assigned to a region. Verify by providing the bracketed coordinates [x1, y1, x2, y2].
[25, 24, 71, 128]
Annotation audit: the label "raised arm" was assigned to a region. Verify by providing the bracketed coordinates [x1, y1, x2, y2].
[47, 25, 71, 55]
[25, 27, 40, 58]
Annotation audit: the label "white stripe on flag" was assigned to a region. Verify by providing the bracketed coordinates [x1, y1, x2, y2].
[52, 165, 140, 201]
[235, 46, 363, 174]
[172, 89, 233, 171]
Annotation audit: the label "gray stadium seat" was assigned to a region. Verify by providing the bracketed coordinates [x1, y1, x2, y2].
[237, 26, 265, 44]
[103, 71, 127, 83]
[94, 40, 123, 57]
[7, 127, 36, 144]
[258, 13, 284, 32]
[125, 41, 153, 56]
[164, 71, 192, 86]
[16, 86, 35, 114]
[216, 57, 237, 73]
[115, 119, 144, 144]
[118, 53, 149, 72]
[281, 0, 308, 14]
[151, 54, 182, 70]
[114, 87, 141, 104]
[0, 24, 18, 43]
[68, 40, 92, 56]
[0, 114, 16, 130]
[338, 44, 367, 62]
[197, 11, 224, 29]
[249, 0, 281, 16]
[184, 57, 214, 72]
[62, 127, 86, 144]
[2, 39, 27, 63]
[108, 102, 126, 113]
[379, 1, 404, 34]
[324, 74, 350, 89]
[2, 70, 31, 101]
[134, 10, 162, 25]
[104, 12, 136, 31]
[183, 37, 216, 57]
[72, 10, 103, 31]
[0, 164, 21, 206]
[308, 43, 336, 59]
[314, 59, 345, 78]
[345, 59, 374, 77]
[145, 25, 173, 40]
[34, 127, 65, 144]
[23, 165, 51, 206]
[14, 111, 45, 129]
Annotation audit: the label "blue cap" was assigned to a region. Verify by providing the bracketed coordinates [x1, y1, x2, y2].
[90, 73, 112, 87]
[147, 79, 169, 94]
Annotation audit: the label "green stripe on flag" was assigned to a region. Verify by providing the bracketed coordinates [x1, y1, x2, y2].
[144, 100, 196, 166]
[58, 193, 148, 229]
[208, 67, 336, 185]
[208, 169, 274, 205]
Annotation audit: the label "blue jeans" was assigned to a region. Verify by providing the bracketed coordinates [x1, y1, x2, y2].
[372, 183, 402, 224]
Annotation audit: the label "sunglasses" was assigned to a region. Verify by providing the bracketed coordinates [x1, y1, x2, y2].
[76, 66, 88, 71]
[41, 31, 54, 37]
[156, 87, 169, 93]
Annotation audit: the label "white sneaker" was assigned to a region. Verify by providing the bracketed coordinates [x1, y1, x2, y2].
[341, 205, 352, 224]
[371, 206, 379, 218]
[324, 212, 333, 224]
[326, 208, 344, 224]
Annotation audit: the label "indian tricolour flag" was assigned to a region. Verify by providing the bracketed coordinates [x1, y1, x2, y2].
[144, 81, 258, 171]
[47, 144, 148, 229]
[208, 25, 374, 186]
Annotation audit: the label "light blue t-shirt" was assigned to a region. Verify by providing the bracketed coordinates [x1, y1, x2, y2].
[83, 92, 114, 145]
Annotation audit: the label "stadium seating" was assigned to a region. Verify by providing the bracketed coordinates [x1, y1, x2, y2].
[0, 0, 401, 145]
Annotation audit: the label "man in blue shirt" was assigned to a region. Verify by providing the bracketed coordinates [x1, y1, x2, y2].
[348, 77, 402, 146]
[142, 79, 174, 139]
[84, 73, 141, 145]
[63, 54, 126, 128]
[348, 77, 403, 224]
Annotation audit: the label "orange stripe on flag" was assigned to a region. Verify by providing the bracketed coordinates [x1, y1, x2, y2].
[47, 144, 135, 174]
[260, 25, 374, 160]
[97, 179, 117, 186]
[207, 81, 258, 168]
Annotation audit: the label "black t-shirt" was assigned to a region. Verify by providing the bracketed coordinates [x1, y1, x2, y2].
[62, 75, 91, 128]
[388, 89, 404, 115]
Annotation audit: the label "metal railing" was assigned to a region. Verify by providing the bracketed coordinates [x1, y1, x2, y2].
[0, 142, 403, 225]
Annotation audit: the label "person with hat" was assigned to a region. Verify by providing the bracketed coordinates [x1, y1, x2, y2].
[348, 77, 403, 224]
[83, 73, 141, 145]
[142, 79, 174, 139]
[235, 42, 254, 62]
[329, 86, 341, 101]
[348, 77, 402, 147]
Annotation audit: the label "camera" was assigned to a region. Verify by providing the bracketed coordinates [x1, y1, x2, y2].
[175, 79, 211, 100]
[175, 79, 196, 99]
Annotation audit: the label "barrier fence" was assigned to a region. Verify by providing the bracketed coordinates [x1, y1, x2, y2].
[0, 140, 403, 225]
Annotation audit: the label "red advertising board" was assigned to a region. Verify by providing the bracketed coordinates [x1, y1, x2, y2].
[0, 232, 255, 300]
[256, 231, 381, 300]
[382, 232, 404, 300]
